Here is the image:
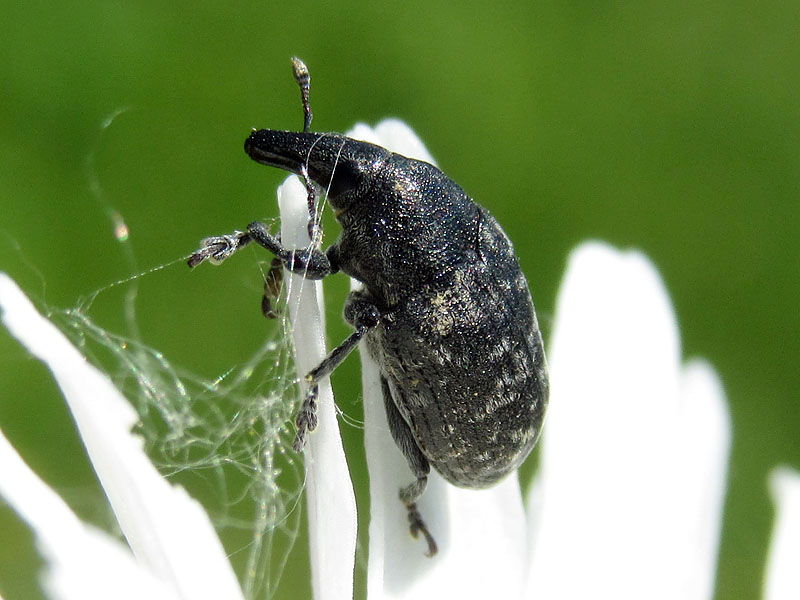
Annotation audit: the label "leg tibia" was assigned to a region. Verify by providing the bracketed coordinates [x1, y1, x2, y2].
[382, 377, 438, 556]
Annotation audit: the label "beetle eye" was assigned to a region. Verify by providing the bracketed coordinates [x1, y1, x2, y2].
[326, 160, 361, 198]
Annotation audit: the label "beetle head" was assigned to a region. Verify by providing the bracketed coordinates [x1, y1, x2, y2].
[244, 129, 390, 212]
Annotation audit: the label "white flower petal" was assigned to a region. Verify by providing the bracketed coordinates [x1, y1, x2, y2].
[526, 242, 731, 600]
[0, 428, 177, 600]
[0, 274, 244, 600]
[349, 122, 527, 599]
[277, 176, 357, 600]
[764, 467, 800, 600]
[373, 119, 437, 164]
[673, 360, 731, 598]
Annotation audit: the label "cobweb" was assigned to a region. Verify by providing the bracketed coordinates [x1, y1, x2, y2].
[24, 108, 318, 598]
[45, 247, 306, 600]
[1, 104, 366, 599]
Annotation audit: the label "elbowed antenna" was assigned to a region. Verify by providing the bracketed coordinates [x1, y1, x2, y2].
[291, 56, 312, 133]
[290, 56, 316, 232]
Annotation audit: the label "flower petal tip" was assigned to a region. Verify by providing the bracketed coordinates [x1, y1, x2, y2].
[765, 467, 800, 600]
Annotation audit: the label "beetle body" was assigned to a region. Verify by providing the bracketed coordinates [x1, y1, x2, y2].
[245, 130, 548, 490]
[192, 86, 548, 555]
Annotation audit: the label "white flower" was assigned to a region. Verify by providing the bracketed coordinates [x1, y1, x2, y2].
[0, 274, 244, 600]
[1, 121, 797, 600]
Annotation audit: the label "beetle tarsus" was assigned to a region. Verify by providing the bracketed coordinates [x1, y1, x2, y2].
[293, 385, 318, 451]
[406, 501, 438, 557]
[188, 231, 251, 267]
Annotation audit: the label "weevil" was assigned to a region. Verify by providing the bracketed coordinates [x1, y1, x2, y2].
[189, 58, 548, 556]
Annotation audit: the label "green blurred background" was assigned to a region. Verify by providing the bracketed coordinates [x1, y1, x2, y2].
[1, 1, 798, 599]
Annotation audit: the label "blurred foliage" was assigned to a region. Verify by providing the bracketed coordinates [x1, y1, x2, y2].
[1, 1, 798, 599]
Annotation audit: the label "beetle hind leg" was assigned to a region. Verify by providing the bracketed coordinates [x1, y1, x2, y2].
[381, 377, 438, 557]
[400, 480, 438, 558]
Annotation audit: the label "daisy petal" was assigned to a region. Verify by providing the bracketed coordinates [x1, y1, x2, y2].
[277, 177, 357, 600]
[0, 274, 243, 600]
[526, 242, 731, 600]
[0, 428, 177, 600]
[764, 467, 800, 600]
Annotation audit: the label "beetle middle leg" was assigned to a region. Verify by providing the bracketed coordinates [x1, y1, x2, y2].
[381, 377, 438, 557]
[291, 291, 381, 451]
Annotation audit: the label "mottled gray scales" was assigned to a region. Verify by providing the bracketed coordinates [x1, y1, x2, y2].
[363, 206, 545, 487]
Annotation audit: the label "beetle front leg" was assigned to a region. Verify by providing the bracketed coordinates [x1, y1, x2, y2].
[245, 222, 334, 279]
[292, 293, 381, 451]
[187, 230, 252, 267]
[188, 221, 334, 280]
